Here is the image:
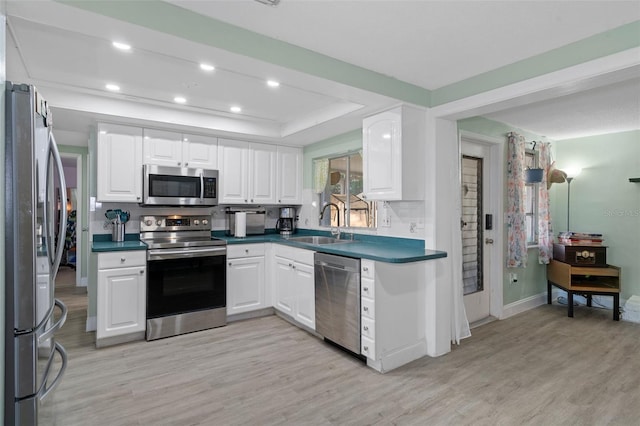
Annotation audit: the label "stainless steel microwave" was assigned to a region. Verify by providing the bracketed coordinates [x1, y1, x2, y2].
[142, 164, 218, 206]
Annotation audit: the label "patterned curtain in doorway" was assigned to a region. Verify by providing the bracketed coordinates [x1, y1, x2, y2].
[506, 132, 528, 268]
[537, 142, 553, 264]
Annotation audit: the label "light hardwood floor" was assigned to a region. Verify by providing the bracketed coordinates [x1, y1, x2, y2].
[42, 271, 640, 425]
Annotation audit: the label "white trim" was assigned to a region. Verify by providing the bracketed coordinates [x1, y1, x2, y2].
[502, 291, 549, 319]
[86, 315, 97, 332]
[460, 131, 505, 321]
[78, 277, 88, 287]
[432, 48, 640, 120]
[60, 152, 84, 288]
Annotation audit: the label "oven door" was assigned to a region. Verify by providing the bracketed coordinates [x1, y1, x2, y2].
[146, 246, 226, 318]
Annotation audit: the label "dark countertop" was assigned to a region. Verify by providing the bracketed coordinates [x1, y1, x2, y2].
[91, 230, 447, 263]
[214, 230, 447, 263]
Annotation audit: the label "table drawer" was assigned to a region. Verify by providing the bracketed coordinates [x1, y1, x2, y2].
[361, 259, 375, 279]
[227, 243, 265, 259]
[361, 317, 375, 340]
[361, 297, 375, 320]
[361, 336, 376, 359]
[361, 277, 375, 299]
[98, 250, 146, 269]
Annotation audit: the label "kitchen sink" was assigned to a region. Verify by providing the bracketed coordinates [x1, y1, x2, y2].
[287, 236, 351, 245]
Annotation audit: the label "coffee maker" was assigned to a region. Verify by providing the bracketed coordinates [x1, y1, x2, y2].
[276, 207, 297, 236]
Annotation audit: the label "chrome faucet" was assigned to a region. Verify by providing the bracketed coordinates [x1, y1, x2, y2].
[319, 203, 340, 227]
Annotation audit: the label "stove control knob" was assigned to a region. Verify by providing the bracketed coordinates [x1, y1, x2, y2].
[156, 220, 162, 226]
[145, 220, 153, 226]
[194, 220, 200, 226]
[203, 219, 209, 226]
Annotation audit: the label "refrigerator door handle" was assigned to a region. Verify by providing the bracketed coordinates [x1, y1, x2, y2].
[38, 299, 68, 345]
[48, 132, 67, 280]
[39, 341, 68, 400]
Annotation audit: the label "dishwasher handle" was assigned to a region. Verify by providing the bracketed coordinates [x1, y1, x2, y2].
[315, 259, 360, 274]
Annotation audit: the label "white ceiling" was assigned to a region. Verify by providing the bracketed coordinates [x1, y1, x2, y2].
[5, 0, 640, 146]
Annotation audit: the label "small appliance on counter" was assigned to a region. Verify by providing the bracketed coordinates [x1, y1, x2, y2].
[225, 207, 266, 236]
[105, 209, 130, 242]
[276, 207, 297, 235]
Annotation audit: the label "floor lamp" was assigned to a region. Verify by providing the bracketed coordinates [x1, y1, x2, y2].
[565, 168, 581, 232]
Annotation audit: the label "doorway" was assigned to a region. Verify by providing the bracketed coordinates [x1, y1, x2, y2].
[461, 135, 501, 324]
[59, 153, 84, 287]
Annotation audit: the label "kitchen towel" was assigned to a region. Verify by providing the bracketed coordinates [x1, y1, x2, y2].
[235, 212, 247, 238]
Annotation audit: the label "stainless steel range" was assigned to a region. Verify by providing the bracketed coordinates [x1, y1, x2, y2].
[140, 215, 227, 341]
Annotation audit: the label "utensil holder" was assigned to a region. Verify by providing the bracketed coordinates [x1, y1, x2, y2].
[112, 223, 125, 242]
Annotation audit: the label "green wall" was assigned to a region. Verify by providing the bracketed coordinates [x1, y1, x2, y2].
[0, 2, 6, 417]
[458, 117, 549, 305]
[302, 129, 362, 189]
[551, 130, 640, 300]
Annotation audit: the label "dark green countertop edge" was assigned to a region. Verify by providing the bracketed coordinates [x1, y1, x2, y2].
[213, 229, 447, 263]
[92, 234, 147, 252]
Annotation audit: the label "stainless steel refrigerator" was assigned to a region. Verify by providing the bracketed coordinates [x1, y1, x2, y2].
[4, 82, 68, 425]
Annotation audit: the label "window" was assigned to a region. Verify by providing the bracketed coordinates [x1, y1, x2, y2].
[317, 152, 376, 228]
[524, 150, 539, 245]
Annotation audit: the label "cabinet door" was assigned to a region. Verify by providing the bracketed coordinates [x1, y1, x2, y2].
[183, 134, 218, 169]
[226, 256, 265, 315]
[273, 256, 294, 315]
[97, 124, 143, 203]
[143, 129, 183, 167]
[276, 146, 302, 204]
[363, 109, 402, 200]
[249, 143, 277, 204]
[218, 139, 249, 204]
[97, 266, 146, 339]
[293, 262, 315, 330]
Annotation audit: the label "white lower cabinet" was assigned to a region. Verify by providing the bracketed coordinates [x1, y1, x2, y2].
[359, 258, 428, 373]
[96, 251, 146, 343]
[226, 244, 266, 316]
[272, 245, 315, 330]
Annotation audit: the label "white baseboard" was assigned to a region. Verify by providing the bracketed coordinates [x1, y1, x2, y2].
[501, 291, 551, 319]
[77, 277, 88, 287]
[86, 316, 97, 332]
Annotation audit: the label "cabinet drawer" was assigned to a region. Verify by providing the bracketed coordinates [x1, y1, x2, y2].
[361, 317, 375, 340]
[361, 336, 376, 359]
[361, 297, 375, 320]
[361, 277, 375, 299]
[98, 251, 146, 269]
[361, 259, 375, 279]
[274, 244, 314, 265]
[227, 243, 265, 259]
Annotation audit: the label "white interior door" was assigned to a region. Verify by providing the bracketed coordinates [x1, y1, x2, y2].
[461, 140, 494, 324]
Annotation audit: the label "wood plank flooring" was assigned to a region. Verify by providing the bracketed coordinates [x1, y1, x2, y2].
[42, 270, 640, 425]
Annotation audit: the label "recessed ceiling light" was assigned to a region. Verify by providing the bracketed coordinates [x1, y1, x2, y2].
[99, 130, 107, 135]
[183, 138, 189, 142]
[266, 80, 280, 88]
[230, 106, 242, 113]
[112, 41, 131, 51]
[199, 63, 215, 72]
[382, 133, 391, 139]
[174, 96, 187, 104]
[105, 83, 120, 92]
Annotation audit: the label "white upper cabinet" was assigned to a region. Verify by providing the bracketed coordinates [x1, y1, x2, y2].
[143, 129, 218, 169]
[218, 139, 276, 204]
[362, 105, 425, 201]
[143, 129, 183, 167]
[249, 143, 277, 204]
[276, 146, 302, 205]
[182, 133, 218, 169]
[97, 123, 143, 203]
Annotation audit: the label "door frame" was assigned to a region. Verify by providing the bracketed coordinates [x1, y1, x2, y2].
[60, 152, 84, 287]
[460, 131, 504, 320]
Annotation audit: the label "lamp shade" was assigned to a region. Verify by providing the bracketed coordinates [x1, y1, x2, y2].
[524, 167, 544, 183]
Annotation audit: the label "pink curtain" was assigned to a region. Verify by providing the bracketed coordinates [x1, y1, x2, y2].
[537, 142, 553, 263]
[506, 133, 527, 268]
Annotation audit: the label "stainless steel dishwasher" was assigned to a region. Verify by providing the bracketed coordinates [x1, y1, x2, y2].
[314, 253, 361, 355]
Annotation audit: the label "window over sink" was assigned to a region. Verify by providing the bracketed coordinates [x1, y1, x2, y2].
[315, 151, 377, 229]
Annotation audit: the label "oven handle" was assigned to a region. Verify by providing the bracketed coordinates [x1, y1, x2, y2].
[200, 172, 204, 200]
[147, 246, 227, 260]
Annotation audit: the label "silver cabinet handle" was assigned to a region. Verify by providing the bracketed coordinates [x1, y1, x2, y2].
[185, 162, 189, 166]
[229, 262, 232, 266]
[245, 249, 249, 254]
[137, 196, 141, 200]
[363, 326, 369, 331]
[278, 199, 281, 203]
[363, 267, 369, 272]
[177, 161, 181, 166]
[363, 306, 369, 312]
[139, 270, 144, 274]
[121, 257, 126, 262]
[363, 286, 369, 292]
[363, 346, 369, 351]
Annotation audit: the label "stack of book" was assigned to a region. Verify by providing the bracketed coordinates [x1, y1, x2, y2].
[557, 231, 604, 246]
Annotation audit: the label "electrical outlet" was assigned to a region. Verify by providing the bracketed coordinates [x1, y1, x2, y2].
[509, 273, 518, 284]
[380, 204, 391, 227]
[409, 222, 417, 233]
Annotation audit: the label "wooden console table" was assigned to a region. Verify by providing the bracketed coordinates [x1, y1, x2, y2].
[547, 259, 621, 321]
